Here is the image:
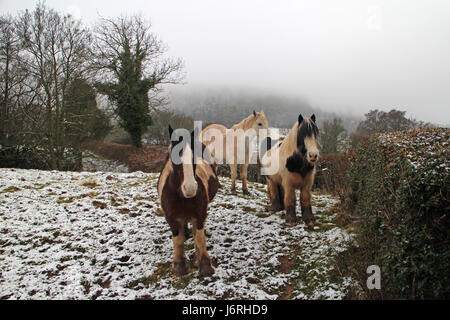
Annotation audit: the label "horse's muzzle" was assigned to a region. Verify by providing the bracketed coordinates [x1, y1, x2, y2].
[181, 181, 198, 198]
[307, 151, 319, 164]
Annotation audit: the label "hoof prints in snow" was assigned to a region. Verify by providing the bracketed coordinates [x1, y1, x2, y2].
[0, 168, 353, 299]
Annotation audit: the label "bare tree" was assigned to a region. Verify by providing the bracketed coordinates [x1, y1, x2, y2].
[0, 14, 29, 146]
[0, 13, 48, 169]
[93, 15, 184, 147]
[14, 2, 93, 169]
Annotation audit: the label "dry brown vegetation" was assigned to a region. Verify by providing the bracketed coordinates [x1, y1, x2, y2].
[83, 140, 168, 173]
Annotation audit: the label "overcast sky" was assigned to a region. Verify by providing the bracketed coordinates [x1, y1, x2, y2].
[2, 0, 450, 124]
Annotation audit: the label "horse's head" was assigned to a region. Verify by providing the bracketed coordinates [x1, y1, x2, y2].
[168, 125, 199, 198]
[297, 114, 320, 165]
[251, 110, 269, 136]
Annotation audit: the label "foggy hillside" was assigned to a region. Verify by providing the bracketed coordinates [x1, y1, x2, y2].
[167, 86, 361, 132]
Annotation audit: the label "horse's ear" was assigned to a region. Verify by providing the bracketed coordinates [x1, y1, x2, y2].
[298, 114, 304, 124]
[253, 110, 257, 117]
[311, 114, 316, 123]
[168, 125, 173, 138]
[261, 110, 265, 115]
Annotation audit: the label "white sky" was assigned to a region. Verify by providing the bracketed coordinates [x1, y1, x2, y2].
[2, 0, 450, 124]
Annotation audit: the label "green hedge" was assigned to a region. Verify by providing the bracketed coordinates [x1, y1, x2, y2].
[349, 128, 449, 299]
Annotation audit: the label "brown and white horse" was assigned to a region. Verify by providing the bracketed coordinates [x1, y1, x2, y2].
[261, 114, 320, 226]
[200, 110, 269, 195]
[158, 126, 220, 276]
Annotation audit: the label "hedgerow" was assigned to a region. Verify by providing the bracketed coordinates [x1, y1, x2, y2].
[348, 128, 449, 299]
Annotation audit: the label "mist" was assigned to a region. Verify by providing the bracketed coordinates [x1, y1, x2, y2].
[2, 0, 450, 125]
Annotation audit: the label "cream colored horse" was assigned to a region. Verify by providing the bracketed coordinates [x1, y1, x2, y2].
[200, 111, 269, 195]
[261, 114, 319, 226]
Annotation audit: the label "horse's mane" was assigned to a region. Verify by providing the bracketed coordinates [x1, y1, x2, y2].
[297, 119, 319, 151]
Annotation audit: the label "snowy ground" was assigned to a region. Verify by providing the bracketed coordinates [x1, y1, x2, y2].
[0, 168, 354, 300]
[82, 151, 129, 173]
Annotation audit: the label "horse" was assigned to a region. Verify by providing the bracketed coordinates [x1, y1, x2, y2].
[200, 110, 269, 195]
[261, 114, 320, 226]
[157, 126, 220, 276]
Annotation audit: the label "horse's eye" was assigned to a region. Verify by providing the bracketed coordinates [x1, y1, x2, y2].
[258, 123, 262, 126]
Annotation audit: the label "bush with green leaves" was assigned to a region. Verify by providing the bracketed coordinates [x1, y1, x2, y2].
[349, 128, 449, 299]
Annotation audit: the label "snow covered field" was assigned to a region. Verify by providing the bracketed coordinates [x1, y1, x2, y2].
[0, 168, 353, 300]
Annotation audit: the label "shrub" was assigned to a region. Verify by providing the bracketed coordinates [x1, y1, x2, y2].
[0, 146, 49, 169]
[348, 128, 449, 299]
[315, 153, 351, 192]
[0, 146, 83, 171]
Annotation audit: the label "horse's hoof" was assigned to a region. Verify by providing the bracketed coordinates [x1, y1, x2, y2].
[269, 204, 283, 212]
[285, 212, 297, 223]
[285, 206, 297, 223]
[285, 221, 296, 227]
[304, 220, 315, 229]
[243, 190, 251, 196]
[231, 189, 237, 195]
[301, 206, 316, 227]
[199, 256, 215, 277]
[285, 215, 297, 224]
[199, 265, 215, 277]
[173, 261, 188, 276]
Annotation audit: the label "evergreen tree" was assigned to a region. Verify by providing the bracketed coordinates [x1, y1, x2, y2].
[95, 45, 152, 147]
[65, 78, 111, 169]
[320, 118, 347, 154]
[65, 78, 111, 144]
[93, 16, 183, 148]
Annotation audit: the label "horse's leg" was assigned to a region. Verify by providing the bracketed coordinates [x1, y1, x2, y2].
[192, 219, 214, 277]
[240, 163, 250, 195]
[229, 163, 238, 195]
[300, 179, 316, 227]
[283, 182, 297, 224]
[169, 220, 188, 276]
[278, 184, 285, 210]
[267, 179, 283, 211]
